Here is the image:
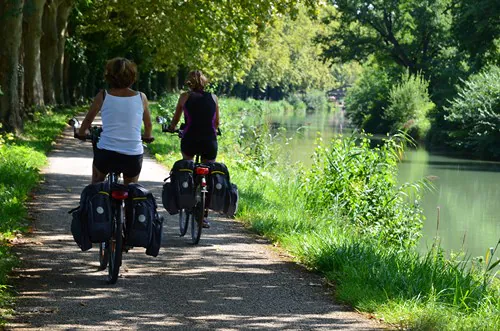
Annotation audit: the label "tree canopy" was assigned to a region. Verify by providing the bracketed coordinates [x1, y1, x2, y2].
[0, 0, 498, 160]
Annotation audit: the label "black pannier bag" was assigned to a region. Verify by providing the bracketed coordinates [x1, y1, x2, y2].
[125, 183, 156, 248]
[224, 183, 239, 218]
[87, 182, 113, 243]
[70, 181, 113, 249]
[162, 181, 179, 215]
[208, 162, 231, 212]
[146, 211, 164, 257]
[170, 159, 195, 209]
[85, 182, 113, 243]
[70, 207, 92, 251]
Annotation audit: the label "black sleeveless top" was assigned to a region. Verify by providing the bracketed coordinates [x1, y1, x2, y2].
[183, 91, 217, 139]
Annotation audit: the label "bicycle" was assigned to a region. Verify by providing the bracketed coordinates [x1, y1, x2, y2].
[69, 118, 152, 284]
[156, 116, 213, 245]
[178, 154, 210, 245]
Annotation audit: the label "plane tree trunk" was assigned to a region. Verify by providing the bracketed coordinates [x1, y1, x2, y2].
[0, 0, 25, 131]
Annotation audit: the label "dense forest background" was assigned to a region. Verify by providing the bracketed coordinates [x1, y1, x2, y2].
[0, 0, 499, 158]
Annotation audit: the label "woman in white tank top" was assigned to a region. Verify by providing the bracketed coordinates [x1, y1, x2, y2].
[77, 57, 153, 184]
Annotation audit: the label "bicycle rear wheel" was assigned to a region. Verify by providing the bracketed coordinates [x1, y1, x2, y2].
[107, 204, 123, 284]
[179, 209, 190, 237]
[190, 191, 204, 245]
[98, 242, 108, 271]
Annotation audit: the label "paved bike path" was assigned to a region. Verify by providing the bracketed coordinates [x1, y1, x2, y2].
[6, 123, 384, 330]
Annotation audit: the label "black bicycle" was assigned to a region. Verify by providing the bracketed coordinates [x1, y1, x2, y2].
[179, 154, 210, 244]
[156, 116, 214, 244]
[70, 118, 152, 284]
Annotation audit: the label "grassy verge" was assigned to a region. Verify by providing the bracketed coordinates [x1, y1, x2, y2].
[0, 107, 82, 324]
[150, 94, 499, 330]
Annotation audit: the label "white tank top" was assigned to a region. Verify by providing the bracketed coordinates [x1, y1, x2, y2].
[97, 91, 144, 155]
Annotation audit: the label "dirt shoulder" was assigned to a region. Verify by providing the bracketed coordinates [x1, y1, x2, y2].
[6, 124, 386, 330]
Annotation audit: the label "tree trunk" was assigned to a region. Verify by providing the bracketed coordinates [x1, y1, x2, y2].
[86, 69, 96, 98]
[54, 0, 72, 104]
[157, 71, 166, 96]
[172, 72, 178, 91]
[0, 0, 25, 131]
[165, 72, 172, 92]
[23, 0, 46, 109]
[40, 0, 58, 105]
[63, 47, 70, 103]
[142, 71, 152, 98]
[151, 72, 158, 100]
[18, 35, 25, 117]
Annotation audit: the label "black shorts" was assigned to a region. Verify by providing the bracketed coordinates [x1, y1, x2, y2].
[181, 137, 218, 161]
[93, 148, 143, 178]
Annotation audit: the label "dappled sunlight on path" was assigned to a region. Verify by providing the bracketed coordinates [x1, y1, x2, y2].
[7, 121, 384, 330]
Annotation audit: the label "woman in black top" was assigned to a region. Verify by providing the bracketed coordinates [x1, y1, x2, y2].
[168, 70, 220, 162]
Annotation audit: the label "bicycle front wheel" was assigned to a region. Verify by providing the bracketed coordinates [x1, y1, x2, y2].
[107, 204, 124, 284]
[179, 209, 190, 237]
[190, 192, 204, 245]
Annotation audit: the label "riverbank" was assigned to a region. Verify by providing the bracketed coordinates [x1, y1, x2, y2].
[152, 94, 500, 330]
[248, 108, 500, 261]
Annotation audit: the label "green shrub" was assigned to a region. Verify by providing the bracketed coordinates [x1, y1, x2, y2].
[155, 93, 179, 120]
[344, 66, 392, 133]
[286, 93, 307, 114]
[0, 146, 44, 233]
[385, 70, 434, 140]
[301, 134, 425, 248]
[302, 89, 328, 113]
[444, 65, 500, 159]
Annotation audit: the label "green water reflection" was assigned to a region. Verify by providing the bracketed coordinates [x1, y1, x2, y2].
[268, 111, 500, 258]
[398, 149, 500, 258]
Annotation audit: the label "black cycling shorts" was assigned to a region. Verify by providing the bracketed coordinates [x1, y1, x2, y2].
[93, 148, 143, 178]
[181, 137, 218, 161]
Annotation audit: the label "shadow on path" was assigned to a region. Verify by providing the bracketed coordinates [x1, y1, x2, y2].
[7, 123, 384, 330]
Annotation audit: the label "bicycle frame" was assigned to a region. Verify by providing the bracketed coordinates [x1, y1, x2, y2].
[178, 156, 210, 245]
[101, 171, 128, 284]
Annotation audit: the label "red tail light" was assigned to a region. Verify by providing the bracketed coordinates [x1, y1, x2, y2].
[195, 167, 210, 175]
[112, 191, 129, 200]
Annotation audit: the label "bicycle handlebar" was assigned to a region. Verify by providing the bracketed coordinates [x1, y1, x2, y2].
[155, 116, 221, 137]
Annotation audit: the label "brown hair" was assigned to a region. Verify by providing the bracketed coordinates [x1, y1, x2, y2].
[104, 57, 137, 88]
[185, 70, 208, 91]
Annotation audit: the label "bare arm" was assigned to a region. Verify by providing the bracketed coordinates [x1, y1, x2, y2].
[168, 92, 189, 131]
[213, 94, 220, 130]
[141, 92, 153, 138]
[78, 91, 104, 137]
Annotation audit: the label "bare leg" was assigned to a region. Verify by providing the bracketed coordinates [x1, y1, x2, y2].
[123, 175, 139, 185]
[92, 165, 106, 184]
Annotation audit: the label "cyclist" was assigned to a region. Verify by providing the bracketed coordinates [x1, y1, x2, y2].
[77, 57, 153, 185]
[166, 70, 220, 227]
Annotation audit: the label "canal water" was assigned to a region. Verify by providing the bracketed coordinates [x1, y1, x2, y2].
[267, 111, 500, 259]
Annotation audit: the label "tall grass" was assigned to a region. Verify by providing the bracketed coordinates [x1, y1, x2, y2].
[0, 107, 82, 323]
[150, 95, 500, 330]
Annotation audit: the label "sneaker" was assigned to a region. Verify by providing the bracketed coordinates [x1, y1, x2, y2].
[202, 219, 210, 228]
[123, 245, 134, 253]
